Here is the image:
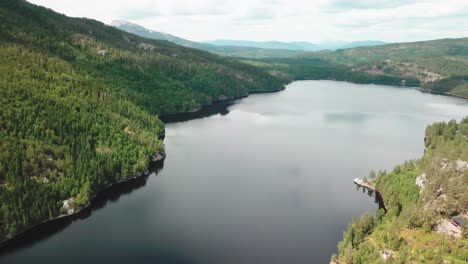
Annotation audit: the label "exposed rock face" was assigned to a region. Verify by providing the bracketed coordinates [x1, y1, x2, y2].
[235, 73, 253, 83]
[422, 159, 467, 213]
[98, 49, 107, 56]
[124, 126, 136, 135]
[436, 219, 461, 238]
[415, 173, 426, 192]
[138, 43, 155, 51]
[380, 249, 395, 261]
[62, 198, 75, 215]
[152, 151, 166, 162]
[440, 158, 449, 169]
[455, 160, 468, 172]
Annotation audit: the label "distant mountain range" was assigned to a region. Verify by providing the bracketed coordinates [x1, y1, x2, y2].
[110, 20, 388, 58]
[0, 0, 288, 242]
[111, 20, 304, 58]
[110, 20, 208, 50]
[202, 39, 388, 51]
[110, 20, 468, 98]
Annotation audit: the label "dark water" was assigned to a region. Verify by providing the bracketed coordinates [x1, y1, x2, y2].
[1, 81, 467, 264]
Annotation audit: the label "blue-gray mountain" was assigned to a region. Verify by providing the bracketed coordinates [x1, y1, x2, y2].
[110, 20, 387, 58]
[202, 39, 388, 51]
[111, 20, 305, 58]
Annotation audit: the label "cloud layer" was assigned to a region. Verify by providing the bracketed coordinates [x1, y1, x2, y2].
[28, 0, 468, 43]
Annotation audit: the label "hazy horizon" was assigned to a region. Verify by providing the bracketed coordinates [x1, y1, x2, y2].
[27, 0, 468, 44]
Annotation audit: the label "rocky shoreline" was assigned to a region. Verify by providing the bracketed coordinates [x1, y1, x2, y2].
[0, 152, 166, 246]
[0, 85, 288, 246]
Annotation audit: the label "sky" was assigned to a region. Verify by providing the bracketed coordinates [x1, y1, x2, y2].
[27, 0, 468, 43]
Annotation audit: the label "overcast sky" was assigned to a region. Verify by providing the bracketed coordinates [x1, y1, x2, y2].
[28, 0, 468, 43]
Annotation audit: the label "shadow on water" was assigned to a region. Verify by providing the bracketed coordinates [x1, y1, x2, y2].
[355, 185, 387, 213]
[159, 89, 286, 124]
[0, 98, 242, 258]
[0, 160, 165, 257]
[159, 100, 235, 124]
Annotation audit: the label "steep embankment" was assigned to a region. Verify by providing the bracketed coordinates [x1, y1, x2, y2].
[0, 0, 286, 242]
[333, 119, 468, 264]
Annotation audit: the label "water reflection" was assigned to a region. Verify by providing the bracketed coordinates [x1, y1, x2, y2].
[160, 101, 234, 124]
[355, 186, 387, 213]
[324, 112, 373, 123]
[0, 97, 240, 259]
[2, 81, 466, 264]
[0, 160, 165, 256]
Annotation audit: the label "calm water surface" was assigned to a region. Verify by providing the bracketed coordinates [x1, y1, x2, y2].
[1, 81, 467, 264]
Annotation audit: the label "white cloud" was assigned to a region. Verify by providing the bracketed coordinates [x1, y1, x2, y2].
[27, 0, 468, 43]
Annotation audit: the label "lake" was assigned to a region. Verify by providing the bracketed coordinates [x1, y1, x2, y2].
[1, 80, 467, 264]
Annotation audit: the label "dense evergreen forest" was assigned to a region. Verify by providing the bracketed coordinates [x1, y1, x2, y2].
[244, 38, 468, 98]
[0, 0, 286, 242]
[333, 119, 468, 263]
[112, 18, 468, 97]
[245, 57, 421, 87]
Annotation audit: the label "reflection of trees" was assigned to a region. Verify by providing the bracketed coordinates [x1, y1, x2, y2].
[0, 160, 165, 256]
[160, 101, 234, 123]
[356, 186, 387, 213]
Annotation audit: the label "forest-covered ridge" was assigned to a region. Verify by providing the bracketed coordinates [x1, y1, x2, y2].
[245, 37, 468, 98]
[0, 0, 287, 242]
[333, 118, 468, 263]
[112, 18, 468, 98]
[110, 20, 307, 59]
[111, 21, 389, 59]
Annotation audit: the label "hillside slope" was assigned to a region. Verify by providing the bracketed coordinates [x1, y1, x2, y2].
[249, 38, 468, 98]
[316, 38, 468, 98]
[0, 0, 286, 242]
[112, 21, 388, 58]
[110, 20, 210, 50]
[111, 20, 305, 59]
[203, 39, 387, 51]
[333, 118, 468, 263]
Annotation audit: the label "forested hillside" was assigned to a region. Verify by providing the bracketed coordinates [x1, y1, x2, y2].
[115, 19, 468, 98]
[246, 38, 468, 98]
[0, 0, 286, 242]
[333, 119, 468, 263]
